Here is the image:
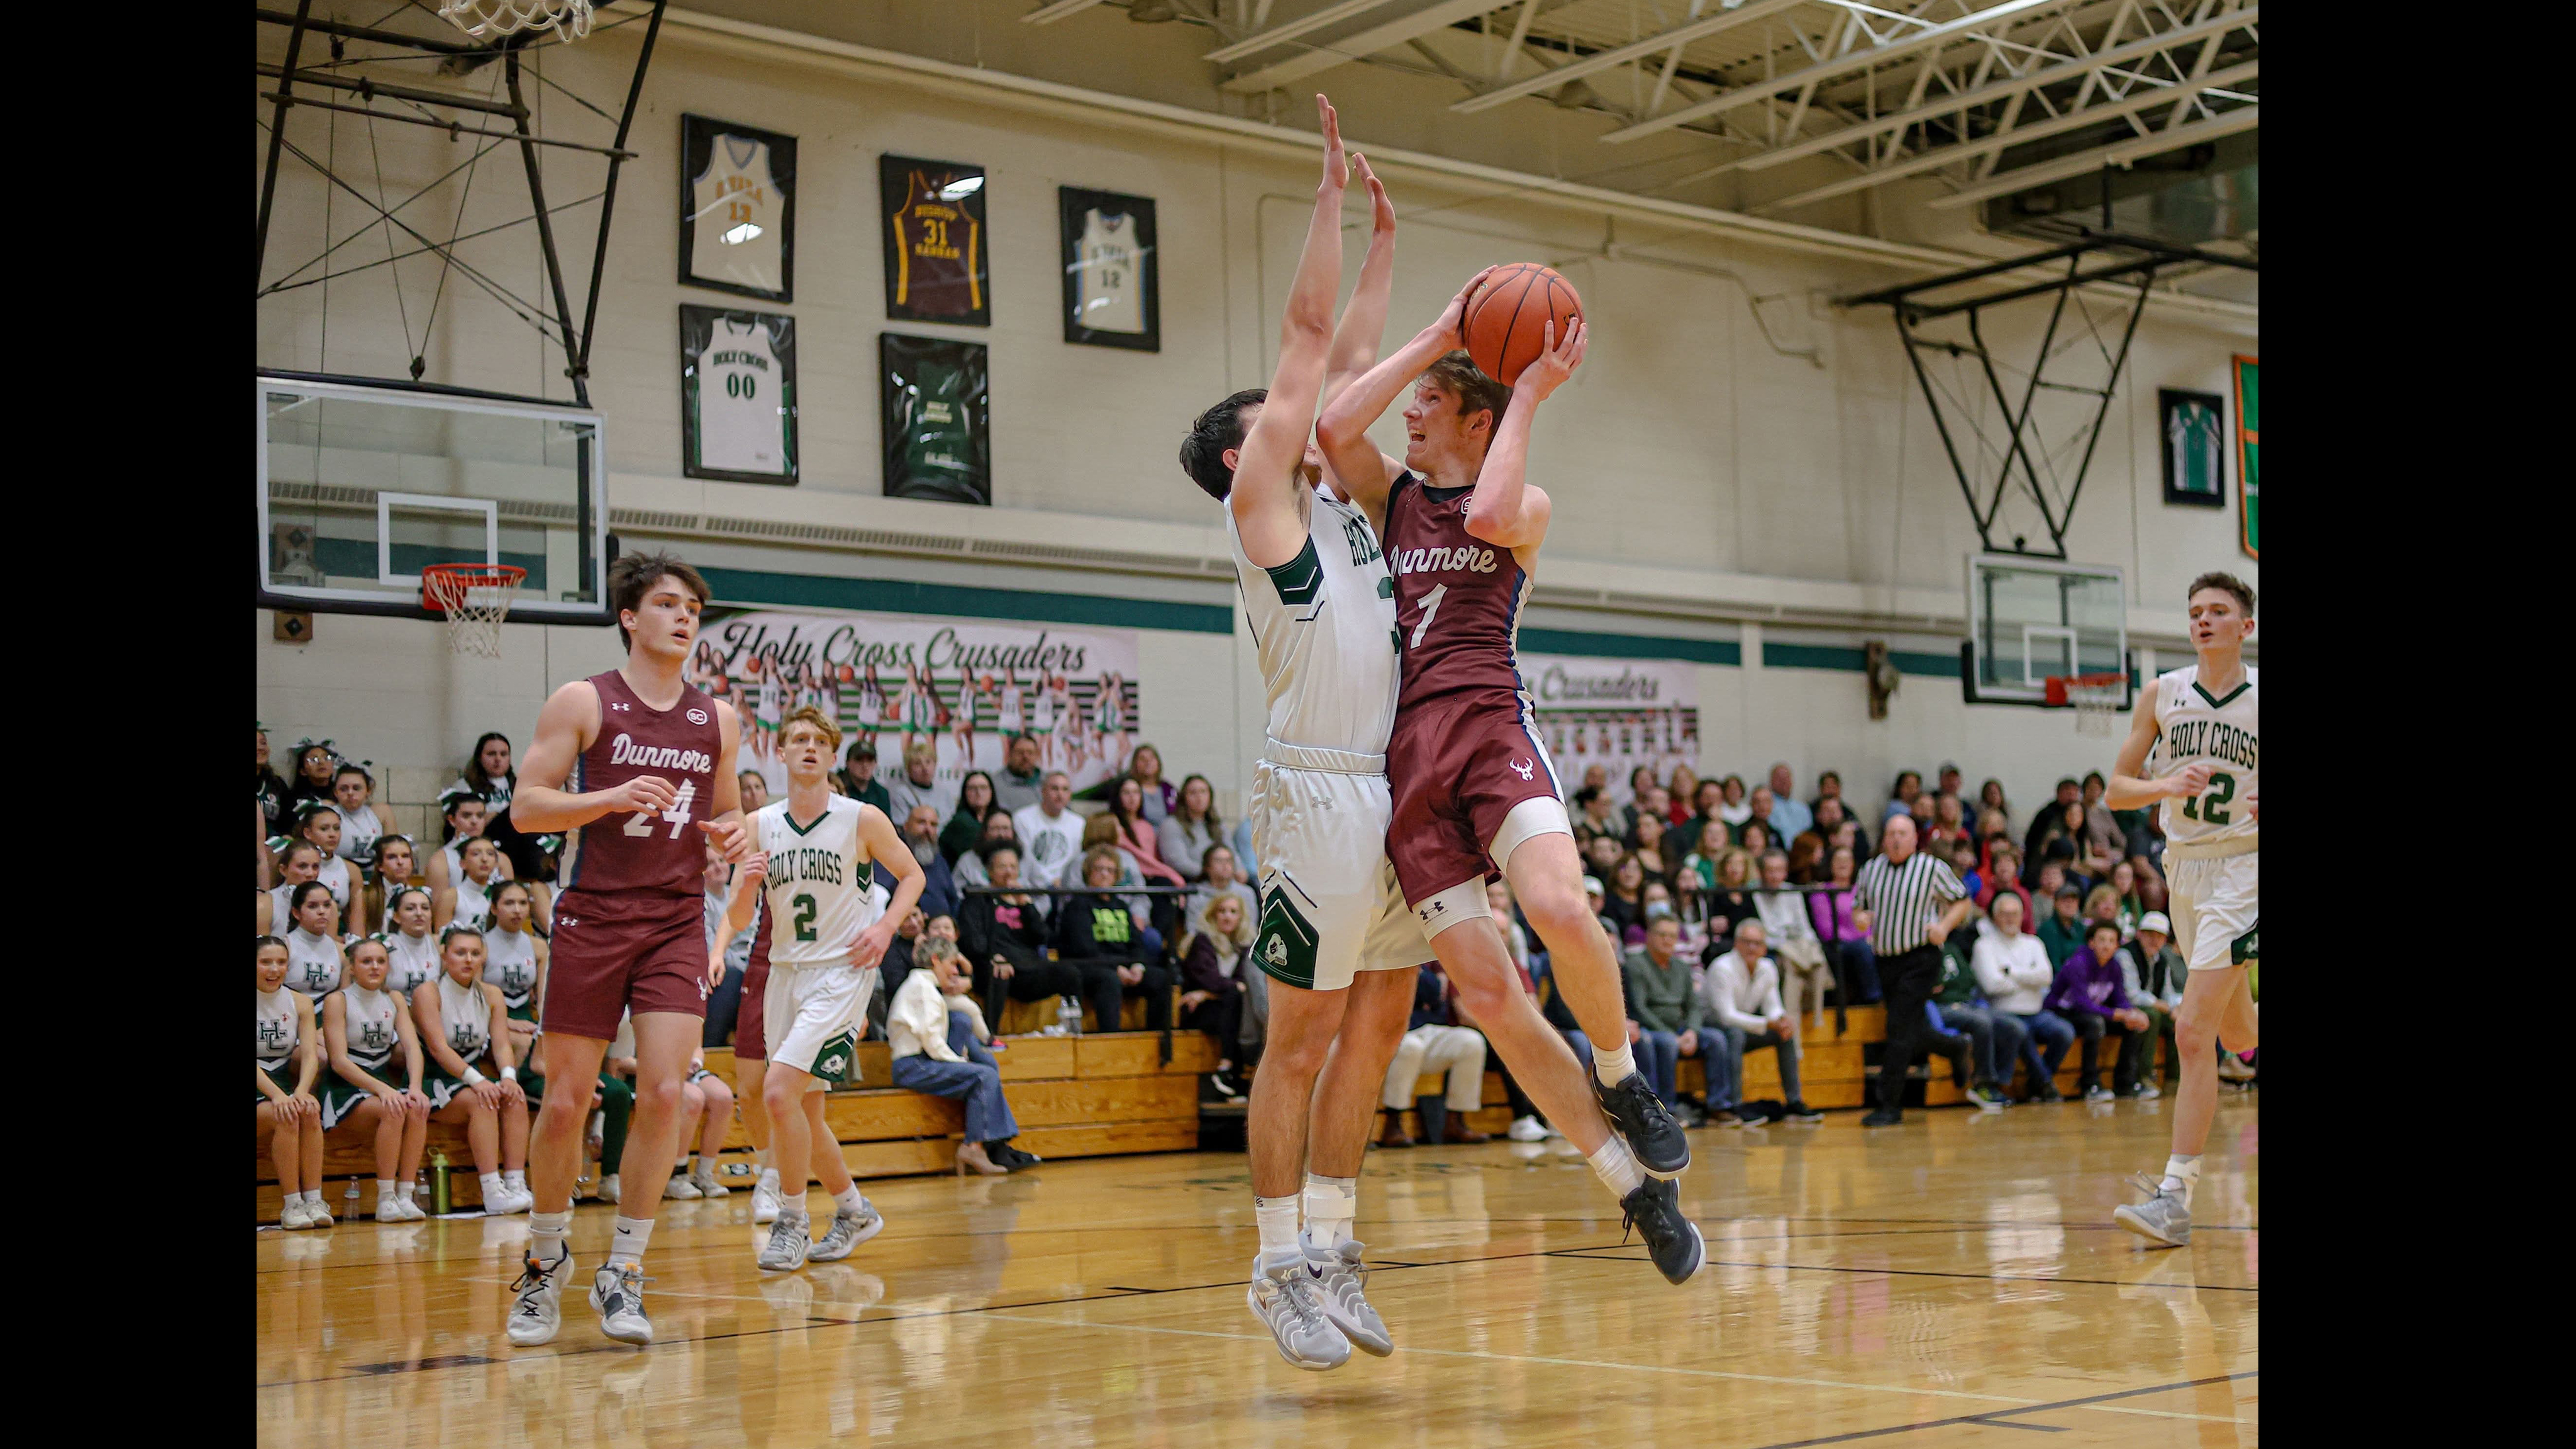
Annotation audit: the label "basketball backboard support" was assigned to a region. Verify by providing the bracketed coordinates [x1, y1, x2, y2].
[1961, 553, 2131, 708]
[256, 372, 610, 625]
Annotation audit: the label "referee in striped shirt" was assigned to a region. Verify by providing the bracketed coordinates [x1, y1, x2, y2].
[1852, 813, 1972, 1126]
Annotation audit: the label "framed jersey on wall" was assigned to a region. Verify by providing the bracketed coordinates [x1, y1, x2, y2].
[2158, 389, 2225, 508]
[880, 155, 989, 326]
[681, 306, 798, 485]
[881, 333, 989, 506]
[679, 116, 795, 301]
[1058, 186, 1158, 351]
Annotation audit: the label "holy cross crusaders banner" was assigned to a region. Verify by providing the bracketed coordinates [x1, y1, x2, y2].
[2233, 355, 2259, 558]
[1517, 653, 1701, 806]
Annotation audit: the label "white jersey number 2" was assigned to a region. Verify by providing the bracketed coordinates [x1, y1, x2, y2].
[1409, 583, 1448, 650]
[622, 779, 699, 838]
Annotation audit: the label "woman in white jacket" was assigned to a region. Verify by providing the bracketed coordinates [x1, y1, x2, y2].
[889, 939, 1034, 1175]
[1968, 893, 2075, 1101]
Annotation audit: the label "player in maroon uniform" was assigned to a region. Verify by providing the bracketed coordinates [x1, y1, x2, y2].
[503, 552, 752, 1348]
[1319, 291, 1702, 1283]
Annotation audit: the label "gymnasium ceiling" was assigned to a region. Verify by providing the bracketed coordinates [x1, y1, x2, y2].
[655, 0, 2257, 308]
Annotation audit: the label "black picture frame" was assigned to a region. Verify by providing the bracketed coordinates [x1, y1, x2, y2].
[1058, 186, 1160, 351]
[2158, 387, 2226, 508]
[681, 306, 799, 486]
[880, 154, 991, 326]
[881, 332, 991, 506]
[679, 116, 796, 302]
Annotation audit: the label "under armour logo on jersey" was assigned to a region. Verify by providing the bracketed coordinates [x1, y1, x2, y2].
[557, 917, 579, 930]
[1262, 936, 1287, 968]
[610, 702, 631, 711]
[1509, 758, 1536, 780]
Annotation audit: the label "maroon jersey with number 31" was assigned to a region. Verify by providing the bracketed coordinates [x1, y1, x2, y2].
[558, 669, 723, 897]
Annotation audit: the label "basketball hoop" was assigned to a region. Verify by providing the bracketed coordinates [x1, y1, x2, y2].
[437, 0, 592, 40]
[421, 563, 528, 658]
[2045, 673, 2126, 736]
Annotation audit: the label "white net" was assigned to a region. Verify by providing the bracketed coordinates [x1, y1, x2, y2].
[438, 0, 594, 40]
[424, 565, 526, 658]
[2064, 676, 2125, 736]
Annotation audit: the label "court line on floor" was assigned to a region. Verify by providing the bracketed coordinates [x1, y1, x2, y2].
[1745, 1370, 2260, 1446]
[1546, 1249, 2260, 1293]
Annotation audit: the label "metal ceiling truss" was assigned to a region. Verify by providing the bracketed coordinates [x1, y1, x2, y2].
[253, 1, 671, 406]
[1193, 1, 2254, 218]
[1844, 228, 2253, 557]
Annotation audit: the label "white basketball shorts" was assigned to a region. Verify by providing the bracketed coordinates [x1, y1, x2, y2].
[2165, 845, 2258, 974]
[765, 962, 877, 1088]
[1246, 748, 1431, 994]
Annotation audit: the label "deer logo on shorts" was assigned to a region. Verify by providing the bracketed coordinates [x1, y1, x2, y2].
[1509, 757, 1535, 780]
[1263, 935, 1287, 969]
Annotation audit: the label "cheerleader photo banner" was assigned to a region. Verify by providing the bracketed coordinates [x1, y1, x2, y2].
[689, 607, 1143, 799]
[1519, 653, 1701, 806]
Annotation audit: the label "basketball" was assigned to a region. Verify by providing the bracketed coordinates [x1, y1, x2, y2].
[1461, 264, 1582, 386]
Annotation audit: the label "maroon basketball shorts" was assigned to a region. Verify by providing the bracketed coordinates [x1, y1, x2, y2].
[540, 889, 712, 1041]
[735, 958, 771, 1062]
[1387, 688, 1572, 922]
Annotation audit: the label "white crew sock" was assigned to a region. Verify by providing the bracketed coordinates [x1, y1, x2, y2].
[834, 1185, 865, 1216]
[502, 1170, 528, 1193]
[1588, 1137, 1645, 1199]
[2159, 1153, 2202, 1208]
[607, 1215, 654, 1270]
[1302, 1174, 1358, 1252]
[1593, 1041, 1638, 1089]
[401, 1180, 419, 1202]
[480, 1173, 507, 1205]
[758, 1167, 781, 1194]
[377, 1180, 400, 1206]
[530, 1210, 572, 1263]
[291, 1190, 316, 1209]
[1254, 1195, 1301, 1258]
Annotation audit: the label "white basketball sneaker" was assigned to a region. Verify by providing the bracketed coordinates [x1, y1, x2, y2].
[507, 1246, 573, 1346]
[752, 1170, 782, 1225]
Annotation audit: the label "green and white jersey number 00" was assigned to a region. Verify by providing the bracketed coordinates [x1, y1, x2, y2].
[2152, 663, 2258, 854]
[750, 795, 883, 970]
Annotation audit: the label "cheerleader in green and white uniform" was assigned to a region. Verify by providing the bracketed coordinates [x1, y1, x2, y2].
[435, 836, 502, 934]
[330, 763, 384, 870]
[409, 927, 533, 1216]
[361, 835, 418, 936]
[319, 936, 433, 1221]
[484, 880, 548, 1066]
[380, 886, 441, 994]
[427, 789, 515, 895]
[293, 801, 365, 935]
[277, 882, 348, 1000]
[257, 840, 327, 937]
[257, 937, 331, 1230]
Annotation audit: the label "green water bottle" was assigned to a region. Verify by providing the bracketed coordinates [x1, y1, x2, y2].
[431, 1150, 452, 1216]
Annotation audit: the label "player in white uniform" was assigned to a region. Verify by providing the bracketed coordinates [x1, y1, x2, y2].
[723, 704, 921, 1274]
[2107, 572, 2260, 1248]
[692, 132, 785, 290]
[1180, 102, 1435, 1371]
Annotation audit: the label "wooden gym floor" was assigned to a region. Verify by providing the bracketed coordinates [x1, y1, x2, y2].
[253, 1094, 2257, 1448]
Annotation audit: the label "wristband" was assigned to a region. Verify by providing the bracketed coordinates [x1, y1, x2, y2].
[462, 1066, 488, 1086]
[501, 1067, 519, 1083]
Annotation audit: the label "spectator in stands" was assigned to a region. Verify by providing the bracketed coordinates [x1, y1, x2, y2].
[277, 881, 348, 999]
[381, 885, 440, 994]
[1716, 774, 1752, 830]
[1601, 853, 1649, 940]
[2023, 779, 2084, 872]
[257, 937, 332, 1229]
[2030, 858, 2070, 911]
[901, 804, 962, 923]
[1699, 847, 1757, 947]
[287, 740, 340, 817]
[1949, 839, 1984, 901]
[362, 835, 417, 935]
[2117, 910, 2184, 1096]
[886, 740, 952, 826]
[411, 926, 533, 1214]
[736, 769, 770, 815]
[1188, 843, 1256, 923]
[319, 936, 432, 1221]
[1975, 779, 2012, 850]
[1704, 919, 1818, 1125]
[669, 1044, 738, 1199]
[1969, 892, 2072, 1102]
[1013, 771, 1087, 892]
[1745, 786, 1783, 843]
[1110, 776, 1187, 888]
[1753, 850, 1832, 1031]
[1852, 813, 1972, 1128]
[1080, 814, 1160, 948]
[1929, 930, 2021, 1111]
[1785, 831, 1824, 886]
[456, 731, 542, 880]
[1814, 795, 1865, 853]
[1584, 875, 1614, 942]
[952, 811, 1020, 891]
[1667, 767, 1699, 825]
[957, 843, 1080, 1024]
[1636, 784, 1674, 839]
[1378, 963, 1492, 1148]
[991, 733, 1045, 815]
[1810, 845, 1879, 1004]
[2036, 886, 2088, 965]
[1738, 819, 1775, 862]
[1884, 770, 1923, 824]
[435, 836, 505, 933]
[889, 937, 1033, 1175]
[2049, 921, 2150, 1102]
[1572, 786, 1622, 845]
[1926, 794, 1968, 850]
[1583, 832, 1626, 887]
[1157, 775, 1224, 884]
[1121, 742, 1178, 822]
[294, 802, 365, 935]
[1683, 778, 1724, 846]
[836, 737, 891, 814]
[2105, 859, 2145, 936]
[1056, 847, 1174, 1031]
[1179, 892, 1257, 1100]
[2079, 771, 2126, 865]
[329, 763, 384, 870]
[1484, 877, 1556, 1142]
[1807, 769, 1844, 817]
[428, 789, 513, 894]
[940, 770, 999, 865]
[700, 842, 755, 1048]
[1618, 915, 1704, 1119]
[2082, 883, 2126, 940]
[1977, 843, 2033, 924]
[1935, 763, 1971, 830]
[1629, 811, 1675, 892]
[257, 726, 293, 840]
[1766, 765, 1813, 842]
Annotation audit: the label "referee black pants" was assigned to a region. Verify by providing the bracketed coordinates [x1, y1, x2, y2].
[1875, 945, 1945, 1117]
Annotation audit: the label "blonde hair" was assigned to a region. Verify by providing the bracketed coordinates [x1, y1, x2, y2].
[1188, 891, 1257, 958]
[782, 704, 841, 753]
[1716, 847, 1753, 887]
[1080, 813, 1123, 850]
[2084, 883, 2120, 917]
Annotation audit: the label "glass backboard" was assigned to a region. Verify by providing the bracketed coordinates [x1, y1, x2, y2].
[256, 374, 610, 623]
[1964, 553, 2129, 707]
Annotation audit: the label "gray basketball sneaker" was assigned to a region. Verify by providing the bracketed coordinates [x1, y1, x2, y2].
[2112, 1174, 2192, 1248]
[1246, 1251, 1352, 1370]
[1302, 1234, 1392, 1357]
[589, 1263, 653, 1346]
[809, 1201, 886, 1262]
[506, 1245, 572, 1346]
[758, 1215, 813, 1272]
